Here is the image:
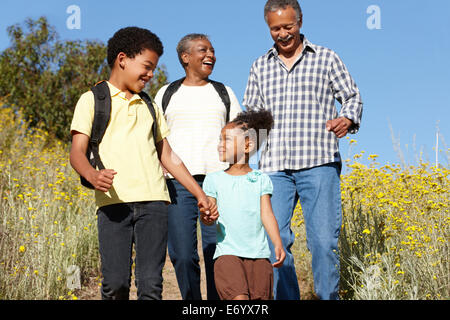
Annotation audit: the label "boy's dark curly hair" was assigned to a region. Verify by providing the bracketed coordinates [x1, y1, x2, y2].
[231, 108, 274, 152]
[107, 27, 164, 68]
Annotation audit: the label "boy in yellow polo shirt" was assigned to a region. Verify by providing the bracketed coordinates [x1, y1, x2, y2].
[69, 27, 214, 300]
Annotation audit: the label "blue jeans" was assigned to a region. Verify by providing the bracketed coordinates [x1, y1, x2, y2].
[267, 162, 342, 300]
[97, 201, 168, 300]
[166, 176, 219, 300]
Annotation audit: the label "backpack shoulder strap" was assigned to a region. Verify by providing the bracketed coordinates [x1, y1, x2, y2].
[161, 77, 185, 113]
[89, 80, 111, 170]
[138, 91, 158, 145]
[209, 80, 231, 123]
[161, 78, 231, 122]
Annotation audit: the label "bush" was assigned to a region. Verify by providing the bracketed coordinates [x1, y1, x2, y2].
[0, 16, 168, 141]
[0, 106, 98, 299]
[291, 143, 449, 300]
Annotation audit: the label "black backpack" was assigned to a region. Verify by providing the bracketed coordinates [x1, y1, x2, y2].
[80, 81, 158, 189]
[161, 77, 231, 122]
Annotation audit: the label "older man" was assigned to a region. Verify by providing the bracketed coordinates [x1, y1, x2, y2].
[243, 0, 363, 300]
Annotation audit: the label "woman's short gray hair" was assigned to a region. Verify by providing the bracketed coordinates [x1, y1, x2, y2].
[264, 0, 302, 23]
[176, 33, 210, 68]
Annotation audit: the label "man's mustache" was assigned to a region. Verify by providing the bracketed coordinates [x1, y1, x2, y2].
[277, 34, 294, 43]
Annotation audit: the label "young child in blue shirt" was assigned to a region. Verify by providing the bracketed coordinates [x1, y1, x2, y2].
[201, 109, 285, 300]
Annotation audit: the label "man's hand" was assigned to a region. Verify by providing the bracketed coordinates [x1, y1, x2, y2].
[326, 117, 353, 138]
[89, 169, 117, 192]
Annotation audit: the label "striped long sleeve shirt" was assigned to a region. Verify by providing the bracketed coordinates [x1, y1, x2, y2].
[243, 35, 363, 172]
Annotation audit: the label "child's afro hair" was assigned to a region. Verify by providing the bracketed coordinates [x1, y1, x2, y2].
[107, 27, 164, 68]
[231, 108, 274, 151]
[232, 108, 273, 134]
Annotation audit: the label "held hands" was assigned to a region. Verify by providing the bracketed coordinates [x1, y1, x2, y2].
[272, 245, 286, 268]
[198, 198, 219, 226]
[89, 169, 117, 192]
[326, 117, 353, 138]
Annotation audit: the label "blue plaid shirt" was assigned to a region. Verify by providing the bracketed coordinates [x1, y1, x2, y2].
[243, 35, 363, 172]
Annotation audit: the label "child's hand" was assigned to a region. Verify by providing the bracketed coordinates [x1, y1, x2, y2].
[90, 169, 117, 192]
[199, 198, 218, 226]
[197, 196, 210, 214]
[207, 198, 219, 221]
[272, 246, 286, 268]
[200, 212, 215, 226]
[159, 161, 169, 177]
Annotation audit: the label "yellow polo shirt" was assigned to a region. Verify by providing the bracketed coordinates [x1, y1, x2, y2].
[70, 81, 171, 208]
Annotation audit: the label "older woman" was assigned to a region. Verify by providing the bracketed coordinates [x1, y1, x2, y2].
[155, 33, 242, 300]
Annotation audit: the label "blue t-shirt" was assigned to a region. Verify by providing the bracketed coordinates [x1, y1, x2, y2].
[202, 170, 273, 259]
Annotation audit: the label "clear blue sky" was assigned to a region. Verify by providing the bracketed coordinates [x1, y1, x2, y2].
[1, 0, 449, 168]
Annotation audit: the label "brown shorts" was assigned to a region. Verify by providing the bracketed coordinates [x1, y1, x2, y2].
[214, 255, 273, 300]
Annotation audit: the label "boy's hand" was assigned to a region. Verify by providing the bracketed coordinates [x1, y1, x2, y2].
[89, 169, 117, 192]
[197, 196, 210, 214]
[159, 161, 169, 177]
[206, 198, 219, 220]
[272, 246, 286, 268]
[199, 197, 219, 226]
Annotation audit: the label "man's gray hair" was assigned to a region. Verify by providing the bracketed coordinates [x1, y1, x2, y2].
[264, 0, 302, 23]
[176, 33, 210, 68]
